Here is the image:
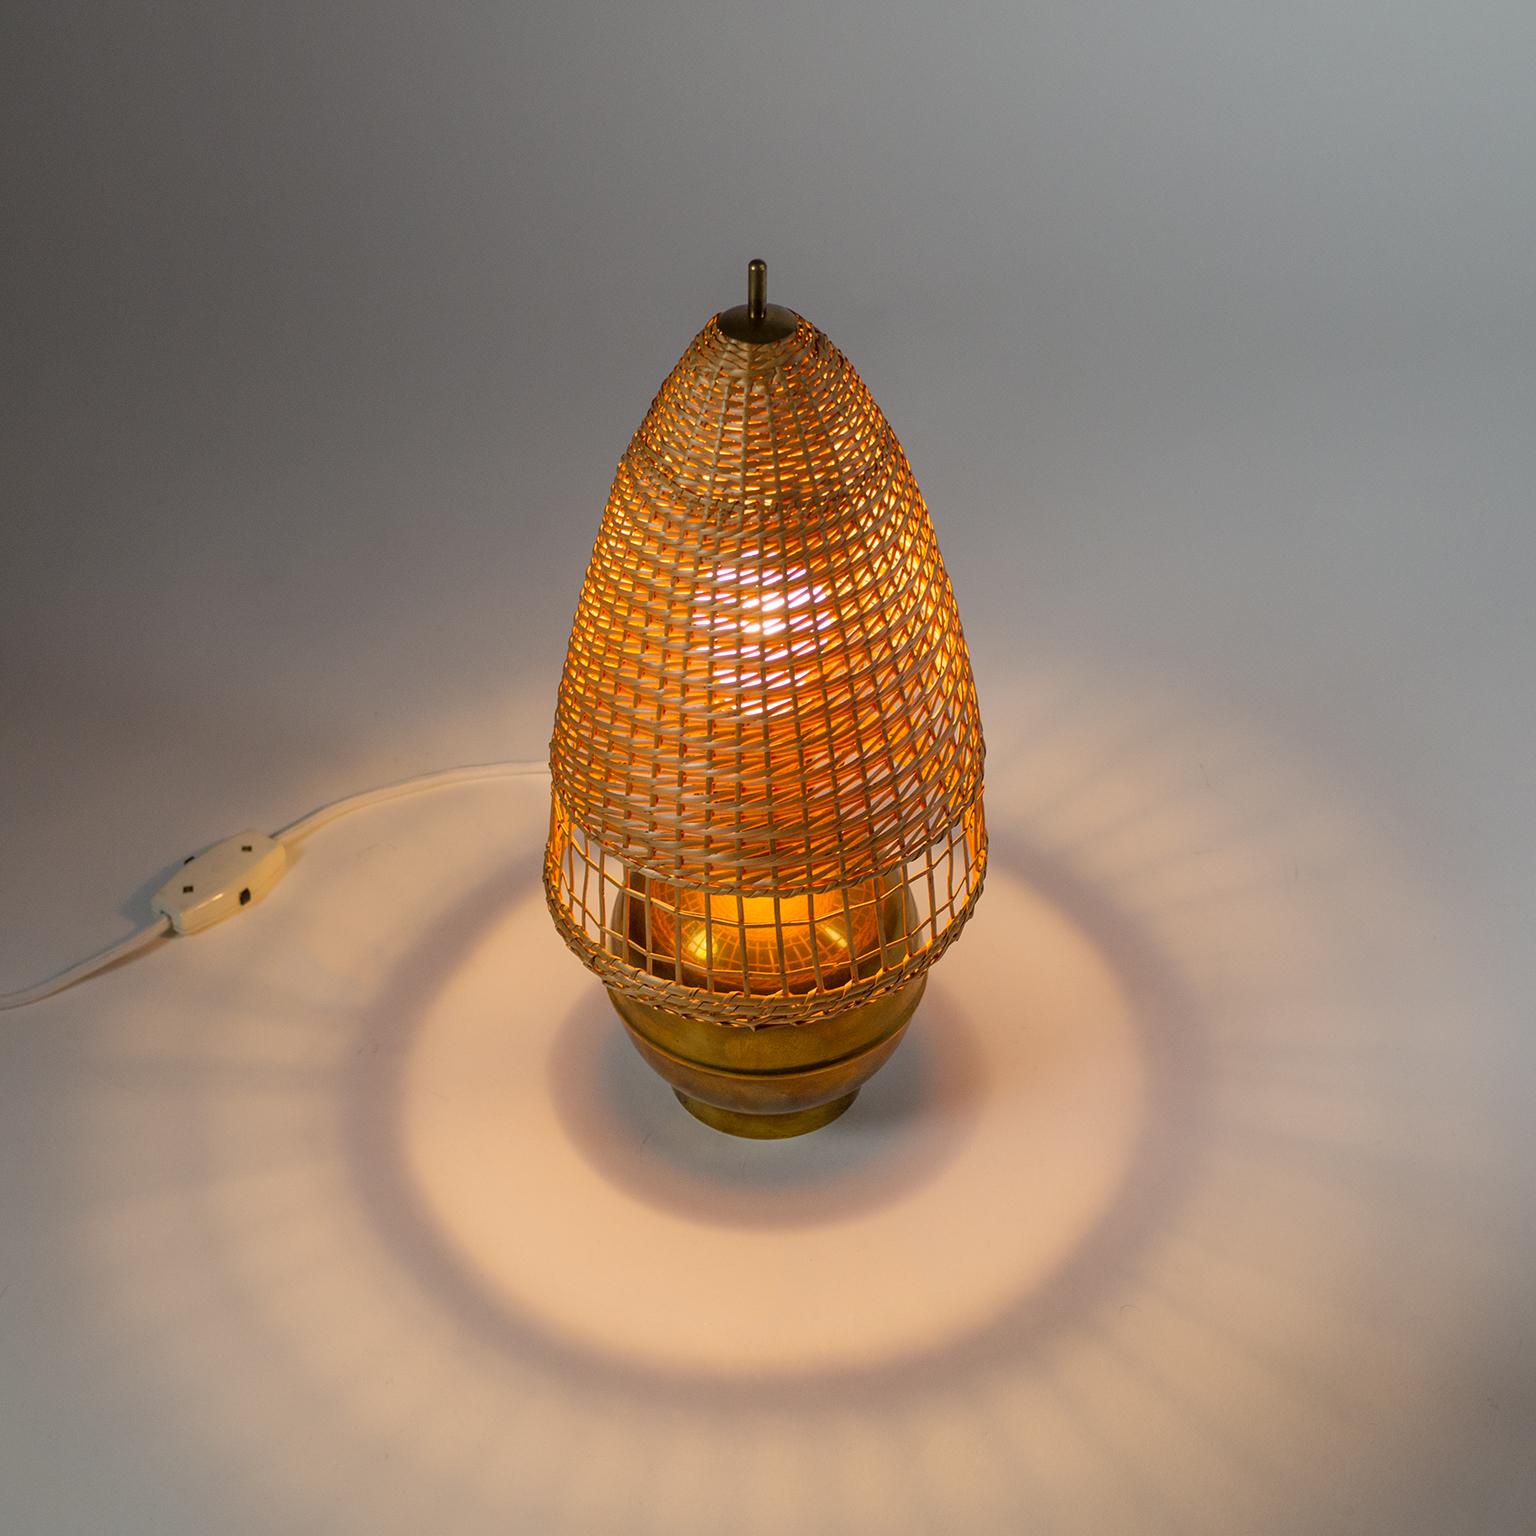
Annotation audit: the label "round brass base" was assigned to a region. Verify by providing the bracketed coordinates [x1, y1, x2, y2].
[608, 976, 925, 1138]
[674, 1088, 859, 1139]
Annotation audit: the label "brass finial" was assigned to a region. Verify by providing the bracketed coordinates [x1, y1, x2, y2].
[718, 257, 795, 343]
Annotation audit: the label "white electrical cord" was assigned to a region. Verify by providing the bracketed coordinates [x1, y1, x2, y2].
[0, 919, 175, 1012]
[274, 759, 549, 845]
[0, 758, 551, 1012]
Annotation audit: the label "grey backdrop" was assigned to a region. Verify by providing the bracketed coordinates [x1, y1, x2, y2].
[3, 4, 1534, 1533]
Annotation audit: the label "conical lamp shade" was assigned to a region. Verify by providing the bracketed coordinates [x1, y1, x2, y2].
[545, 273, 985, 1055]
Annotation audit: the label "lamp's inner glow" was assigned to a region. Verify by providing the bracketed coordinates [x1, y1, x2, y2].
[687, 563, 836, 717]
[636, 880, 889, 995]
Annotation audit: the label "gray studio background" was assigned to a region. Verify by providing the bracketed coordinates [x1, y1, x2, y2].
[3, 4, 1534, 1534]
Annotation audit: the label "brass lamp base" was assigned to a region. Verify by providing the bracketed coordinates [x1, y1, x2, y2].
[608, 977, 926, 1139]
[672, 1089, 859, 1139]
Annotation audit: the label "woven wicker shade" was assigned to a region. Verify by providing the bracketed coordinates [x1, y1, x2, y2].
[545, 289, 985, 1029]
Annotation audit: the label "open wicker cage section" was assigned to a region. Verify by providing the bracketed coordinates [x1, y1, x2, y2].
[545, 312, 986, 1028]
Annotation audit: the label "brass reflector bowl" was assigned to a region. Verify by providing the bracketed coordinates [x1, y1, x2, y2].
[544, 262, 986, 1136]
[610, 978, 926, 1138]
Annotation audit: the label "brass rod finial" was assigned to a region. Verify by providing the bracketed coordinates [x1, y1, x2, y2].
[718, 258, 792, 342]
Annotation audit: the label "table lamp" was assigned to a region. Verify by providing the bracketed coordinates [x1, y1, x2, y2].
[545, 261, 986, 1137]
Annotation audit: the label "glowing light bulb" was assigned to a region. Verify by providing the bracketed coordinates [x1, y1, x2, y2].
[629, 880, 892, 995]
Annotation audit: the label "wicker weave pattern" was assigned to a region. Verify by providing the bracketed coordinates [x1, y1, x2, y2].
[545, 313, 985, 1026]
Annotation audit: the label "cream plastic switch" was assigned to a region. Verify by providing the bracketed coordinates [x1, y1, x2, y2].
[151, 830, 288, 935]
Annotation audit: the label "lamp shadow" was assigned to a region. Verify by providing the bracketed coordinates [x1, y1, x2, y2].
[339, 818, 1209, 1410]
